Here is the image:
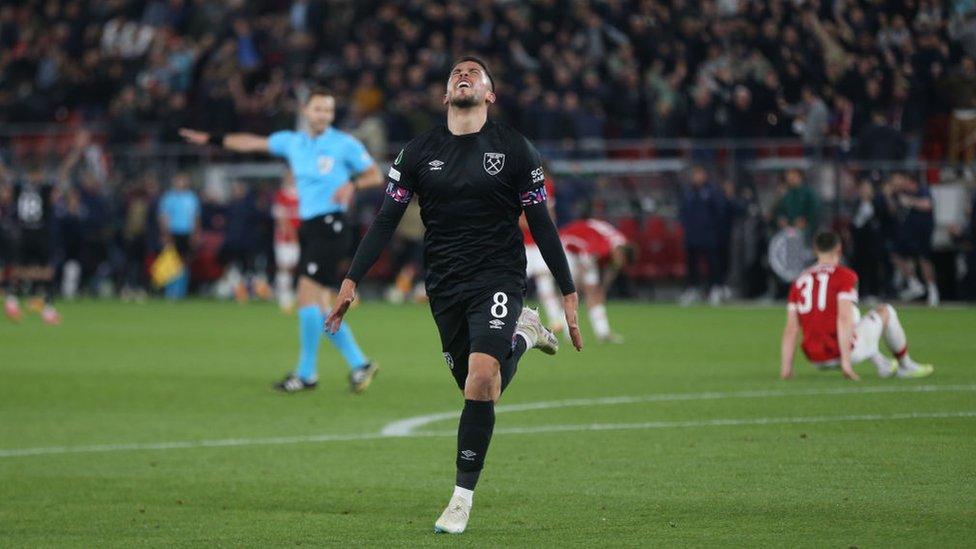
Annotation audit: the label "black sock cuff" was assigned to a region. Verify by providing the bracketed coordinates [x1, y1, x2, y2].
[462, 399, 494, 420]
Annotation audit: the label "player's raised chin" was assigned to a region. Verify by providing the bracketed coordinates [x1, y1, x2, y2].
[443, 63, 495, 107]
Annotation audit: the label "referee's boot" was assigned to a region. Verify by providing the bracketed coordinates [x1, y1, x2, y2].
[349, 362, 379, 394]
[516, 307, 559, 355]
[273, 373, 318, 393]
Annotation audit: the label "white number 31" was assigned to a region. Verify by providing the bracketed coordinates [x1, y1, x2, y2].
[796, 272, 830, 313]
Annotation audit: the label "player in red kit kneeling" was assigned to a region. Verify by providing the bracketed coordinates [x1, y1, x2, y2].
[780, 231, 933, 381]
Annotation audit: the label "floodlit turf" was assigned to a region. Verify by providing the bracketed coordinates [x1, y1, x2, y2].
[1, 299, 974, 547]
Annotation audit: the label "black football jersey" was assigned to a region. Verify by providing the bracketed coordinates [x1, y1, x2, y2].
[388, 120, 547, 298]
[13, 182, 54, 231]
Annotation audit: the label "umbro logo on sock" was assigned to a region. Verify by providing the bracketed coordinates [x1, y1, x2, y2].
[460, 450, 477, 460]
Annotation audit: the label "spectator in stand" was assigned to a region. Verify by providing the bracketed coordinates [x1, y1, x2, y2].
[679, 165, 722, 307]
[857, 111, 908, 166]
[781, 86, 830, 153]
[774, 169, 820, 241]
[944, 55, 976, 175]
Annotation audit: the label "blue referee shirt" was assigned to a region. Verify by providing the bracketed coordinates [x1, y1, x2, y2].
[268, 128, 375, 220]
[158, 189, 199, 235]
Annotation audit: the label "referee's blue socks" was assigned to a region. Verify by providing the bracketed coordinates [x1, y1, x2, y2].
[324, 309, 369, 370]
[296, 305, 324, 381]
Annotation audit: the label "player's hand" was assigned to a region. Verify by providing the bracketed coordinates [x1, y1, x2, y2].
[780, 366, 794, 380]
[325, 278, 357, 334]
[331, 182, 356, 209]
[842, 367, 860, 381]
[563, 292, 583, 351]
[178, 128, 209, 145]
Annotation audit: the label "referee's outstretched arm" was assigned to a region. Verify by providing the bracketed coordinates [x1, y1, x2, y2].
[179, 128, 269, 153]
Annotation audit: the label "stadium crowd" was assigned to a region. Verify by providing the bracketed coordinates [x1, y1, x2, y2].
[1, 0, 976, 305]
[2, 0, 975, 155]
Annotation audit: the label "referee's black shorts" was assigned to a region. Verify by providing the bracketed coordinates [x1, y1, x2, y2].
[429, 286, 524, 390]
[298, 212, 349, 288]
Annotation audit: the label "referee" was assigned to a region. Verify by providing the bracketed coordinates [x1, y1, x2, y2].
[180, 88, 382, 393]
[327, 56, 582, 534]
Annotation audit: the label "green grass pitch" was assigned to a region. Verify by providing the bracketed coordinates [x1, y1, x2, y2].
[1, 300, 974, 547]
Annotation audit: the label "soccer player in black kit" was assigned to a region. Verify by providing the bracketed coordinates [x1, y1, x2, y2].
[3, 166, 60, 325]
[326, 57, 583, 534]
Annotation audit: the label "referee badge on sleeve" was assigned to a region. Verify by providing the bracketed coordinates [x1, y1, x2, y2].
[484, 152, 505, 175]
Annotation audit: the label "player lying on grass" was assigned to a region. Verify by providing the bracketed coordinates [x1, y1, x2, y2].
[780, 230, 933, 381]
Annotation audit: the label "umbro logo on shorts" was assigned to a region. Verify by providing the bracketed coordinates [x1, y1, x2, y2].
[488, 319, 505, 330]
[443, 352, 454, 369]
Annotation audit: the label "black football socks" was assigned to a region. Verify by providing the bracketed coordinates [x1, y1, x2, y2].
[500, 336, 528, 392]
[455, 399, 495, 490]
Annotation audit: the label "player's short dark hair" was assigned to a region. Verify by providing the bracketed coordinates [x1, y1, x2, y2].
[305, 87, 334, 104]
[452, 56, 494, 90]
[813, 231, 840, 253]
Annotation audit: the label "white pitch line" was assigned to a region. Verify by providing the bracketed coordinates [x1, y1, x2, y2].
[380, 384, 976, 436]
[1, 410, 973, 459]
[0, 432, 385, 458]
[477, 410, 976, 436]
[2, 384, 974, 459]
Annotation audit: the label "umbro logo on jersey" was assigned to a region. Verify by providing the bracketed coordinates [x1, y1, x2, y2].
[488, 319, 505, 330]
[484, 152, 505, 175]
[428, 159, 445, 170]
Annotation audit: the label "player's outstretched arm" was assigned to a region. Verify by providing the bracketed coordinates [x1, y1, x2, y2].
[179, 128, 270, 153]
[524, 202, 583, 351]
[780, 308, 800, 379]
[325, 191, 410, 333]
[836, 299, 860, 381]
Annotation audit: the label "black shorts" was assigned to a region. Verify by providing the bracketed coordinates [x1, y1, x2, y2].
[430, 287, 524, 390]
[895, 229, 933, 258]
[298, 213, 349, 288]
[172, 234, 191, 258]
[17, 229, 51, 267]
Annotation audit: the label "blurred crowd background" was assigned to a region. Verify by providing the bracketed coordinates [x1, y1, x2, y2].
[1, 0, 975, 304]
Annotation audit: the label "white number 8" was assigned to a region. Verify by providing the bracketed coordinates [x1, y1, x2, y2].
[491, 292, 508, 318]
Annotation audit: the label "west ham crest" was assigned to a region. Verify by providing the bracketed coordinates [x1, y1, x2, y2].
[483, 152, 505, 175]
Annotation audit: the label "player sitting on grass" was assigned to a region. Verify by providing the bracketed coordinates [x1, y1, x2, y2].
[780, 230, 933, 381]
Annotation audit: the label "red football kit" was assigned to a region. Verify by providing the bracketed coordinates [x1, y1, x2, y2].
[787, 263, 859, 362]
